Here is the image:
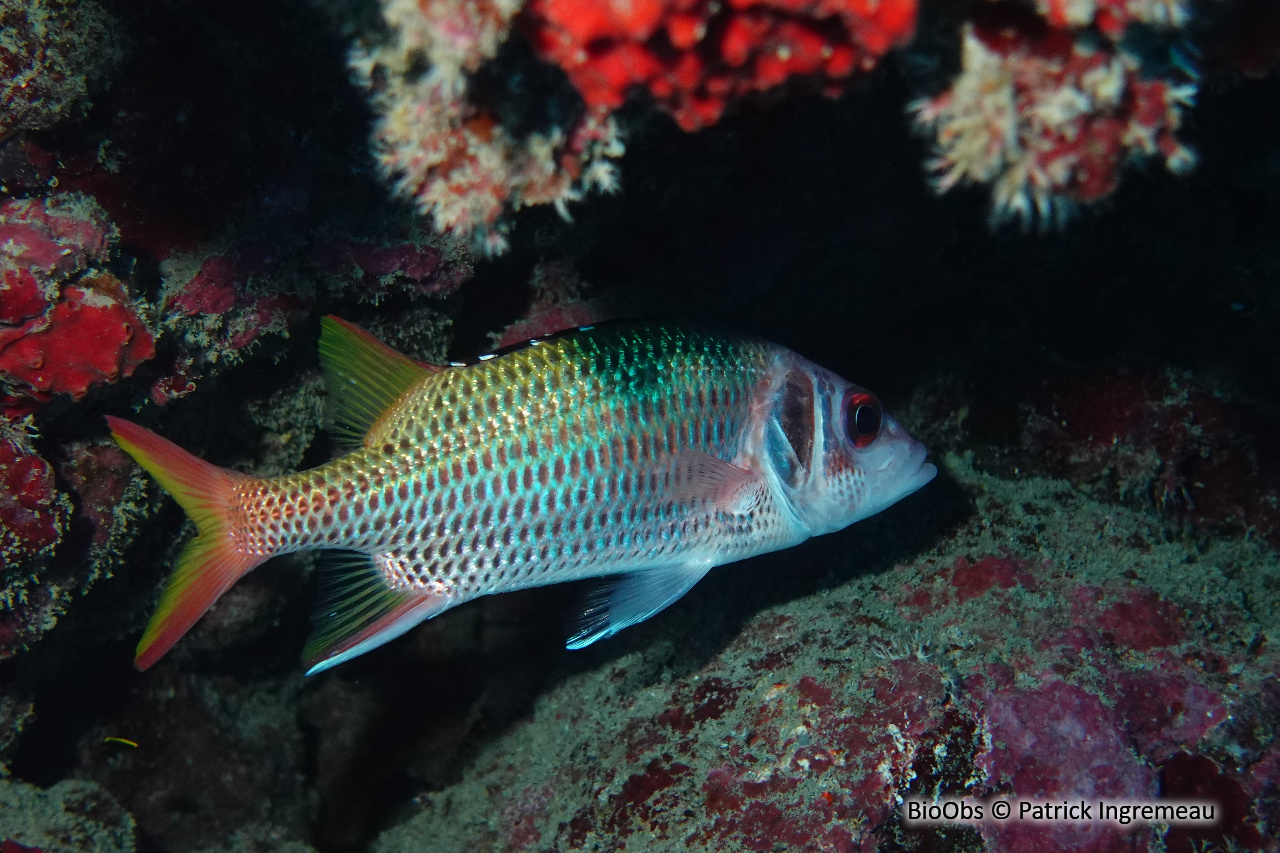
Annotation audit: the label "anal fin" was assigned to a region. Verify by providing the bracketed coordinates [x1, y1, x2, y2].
[304, 552, 450, 675]
[567, 561, 713, 650]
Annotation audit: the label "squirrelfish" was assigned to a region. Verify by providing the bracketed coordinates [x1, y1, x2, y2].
[108, 319, 936, 674]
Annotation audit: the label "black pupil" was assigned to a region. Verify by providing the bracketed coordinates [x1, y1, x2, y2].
[854, 403, 880, 438]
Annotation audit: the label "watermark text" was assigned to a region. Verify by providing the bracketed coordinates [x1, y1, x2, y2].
[903, 797, 1217, 827]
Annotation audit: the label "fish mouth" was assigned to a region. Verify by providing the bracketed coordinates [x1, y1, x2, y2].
[837, 437, 937, 530]
[870, 418, 938, 503]
[899, 441, 938, 496]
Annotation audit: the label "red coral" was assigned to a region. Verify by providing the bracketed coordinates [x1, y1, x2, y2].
[0, 273, 154, 402]
[524, 0, 918, 131]
[1037, 0, 1191, 36]
[0, 436, 68, 561]
[0, 196, 153, 407]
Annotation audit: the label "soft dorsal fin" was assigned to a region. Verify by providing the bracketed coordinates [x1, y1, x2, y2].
[318, 316, 441, 448]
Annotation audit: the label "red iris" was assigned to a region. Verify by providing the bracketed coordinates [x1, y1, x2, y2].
[844, 390, 882, 449]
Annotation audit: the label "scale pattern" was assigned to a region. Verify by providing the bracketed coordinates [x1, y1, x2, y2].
[232, 324, 797, 600]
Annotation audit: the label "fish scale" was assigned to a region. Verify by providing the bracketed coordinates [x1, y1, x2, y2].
[107, 317, 936, 674]
[240, 325, 781, 598]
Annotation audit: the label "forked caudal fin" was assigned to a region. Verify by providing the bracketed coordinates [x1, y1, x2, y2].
[106, 416, 265, 670]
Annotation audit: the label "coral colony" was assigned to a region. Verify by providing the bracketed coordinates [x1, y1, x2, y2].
[346, 0, 1208, 245]
[2, 0, 1280, 851]
[910, 0, 1200, 226]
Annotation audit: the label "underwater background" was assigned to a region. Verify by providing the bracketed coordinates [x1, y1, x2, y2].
[1, 0, 1279, 851]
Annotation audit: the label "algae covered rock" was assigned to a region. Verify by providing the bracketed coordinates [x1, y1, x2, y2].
[0, 777, 135, 853]
[368, 448, 1280, 853]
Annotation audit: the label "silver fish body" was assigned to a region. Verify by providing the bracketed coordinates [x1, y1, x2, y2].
[110, 321, 936, 673]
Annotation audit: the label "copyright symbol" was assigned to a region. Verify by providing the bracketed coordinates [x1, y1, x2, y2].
[992, 800, 1010, 820]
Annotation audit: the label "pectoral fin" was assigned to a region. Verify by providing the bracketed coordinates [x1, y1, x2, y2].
[670, 451, 764, 515]
[567, 561, 714, 649]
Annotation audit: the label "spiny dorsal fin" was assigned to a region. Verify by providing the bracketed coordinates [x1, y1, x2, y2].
[318, 316, 441, 448]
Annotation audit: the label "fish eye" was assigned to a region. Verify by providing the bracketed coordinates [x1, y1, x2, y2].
[844, 391, 882, 449]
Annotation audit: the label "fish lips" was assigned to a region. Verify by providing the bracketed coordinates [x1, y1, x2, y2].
[842, 430, 937, 527]
[899, 440, 938, 496]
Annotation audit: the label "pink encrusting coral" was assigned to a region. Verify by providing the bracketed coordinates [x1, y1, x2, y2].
[148, 244, 309, 405]
[973, 360, 1280, 546]
[149, 227, 467, 406]
[490, 258, 610, 347]
[0, 430, 69, 563]
[911, 3, 1197, 226]
[976, 679, 1159, 852]
[308, 236, 469, 298]
[524, 0, 919, 131]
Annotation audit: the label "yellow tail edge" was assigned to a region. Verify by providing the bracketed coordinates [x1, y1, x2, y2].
[106, 416, 264, 670]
